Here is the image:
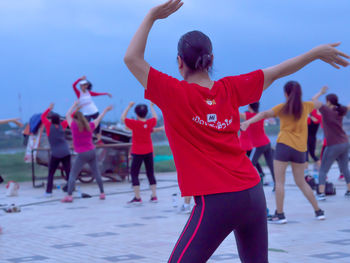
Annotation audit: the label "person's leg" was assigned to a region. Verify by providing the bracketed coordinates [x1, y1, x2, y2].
[251, 146, 265, 176]
[130, 154, 143, 199]
[87, 150, 104, 194]
[234, 183, 268, 263]
[46, 156, 60, 194]
[67, 154, 85, 196]
[335, 143, 350, 192]
[318, 145, 339, 194]
[291, 162, 320, 211]
[263, 144, 276, 183]
[144, 153, 157, 198]
[308, 135, 319, 163]
[61, 155, 71, 192]
[169, 194, 236, 263]
[274, 160, 288, 213]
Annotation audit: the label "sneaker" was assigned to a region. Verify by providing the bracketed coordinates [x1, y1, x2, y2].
[150, 196, 158, 203]
[316, 193, 326, 201]
[315, 209, 325, 220]
[127, 197, 142, 205]
[345, 191, 350, 197]
[268, 211, 287, 224]
[61, 196, 73, 203]
[179, 204, 191, 214]
[44, 192, 53, 198]
[339, 174, 345, 181]
[99, 193, 106, 200]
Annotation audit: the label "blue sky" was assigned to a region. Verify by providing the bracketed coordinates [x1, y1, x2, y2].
[1, 0, 349, 122]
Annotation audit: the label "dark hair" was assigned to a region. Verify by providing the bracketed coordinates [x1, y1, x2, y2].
[135, 104, 148, 118]
[282, 81, 303, 120]
[177, 30, 213, 72]
[86, 81, 93, 91]
[249, 102, 260, 113]
[326, 93, 347, 116]
[50, 113, 60, 125]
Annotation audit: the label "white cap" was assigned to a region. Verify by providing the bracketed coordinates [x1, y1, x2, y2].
[80, 80, 89, 85]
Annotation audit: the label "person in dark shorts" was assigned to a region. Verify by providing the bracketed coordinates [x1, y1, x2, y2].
[312, 86, 350, 200]
[123, 0, 349, 261]
[121, 102, 158, 204]
[41, 103, 71, 196]
[242, 81, 326, 224]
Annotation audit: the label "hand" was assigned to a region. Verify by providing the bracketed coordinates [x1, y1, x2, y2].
[81, 76, 86, 80]
[73, 100, 79, 106]
[12, 118, 23, 128]
[312, 43, 350, 69]
[320, 86, 328, 95]
[49, 103, 54, 110]
[240, 121, 250, 132]
[107, 93, 112, 98]
[105, 105, 113, 112]
[129, 102, 135, 107]
[148, 0, 184, 21]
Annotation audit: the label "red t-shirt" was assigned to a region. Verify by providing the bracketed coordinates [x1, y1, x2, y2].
[125, 118, 157, 155]
[307, 109, 322, 125]
[239, 113, 253, 151]
[145, 67, 264, 196]
[246, 112, 270, 148]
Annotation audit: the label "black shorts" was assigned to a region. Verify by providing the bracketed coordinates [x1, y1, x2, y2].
[84, 112, 100, 133]
[274, 143, 306, 164]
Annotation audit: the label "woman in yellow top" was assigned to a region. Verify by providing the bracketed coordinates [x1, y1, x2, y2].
[241, 81, 324, 224]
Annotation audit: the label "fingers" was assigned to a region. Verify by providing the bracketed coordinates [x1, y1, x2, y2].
[330, 42, 341, 48]
[337, 50, 350, 59]
[334, 56, 349, 67]
[328, 61, 340, 69]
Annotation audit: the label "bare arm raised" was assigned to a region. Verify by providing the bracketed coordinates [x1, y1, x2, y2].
[93, 106, 113, 128]
[121, 102, 135, 123]
[312, 86, 328, 109]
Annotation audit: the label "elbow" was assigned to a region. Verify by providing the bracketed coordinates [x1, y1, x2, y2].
[124, 55, 135, 67]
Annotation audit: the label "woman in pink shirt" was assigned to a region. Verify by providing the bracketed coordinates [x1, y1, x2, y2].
[61, 102, 113, 202]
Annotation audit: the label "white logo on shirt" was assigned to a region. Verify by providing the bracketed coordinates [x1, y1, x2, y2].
[192, 115, 233, 130]
[144, 124, 148, 129]
[207, 114, 217, 123]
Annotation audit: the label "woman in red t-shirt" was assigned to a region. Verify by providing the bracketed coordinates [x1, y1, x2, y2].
[123, 1, 349, 261]
[121, 102, 158, 204]
[241, 102, 276, 187]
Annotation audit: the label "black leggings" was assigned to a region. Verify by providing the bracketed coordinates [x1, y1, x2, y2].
[247, 150, 264, 176]
[46, 155, 71, 193]
[252, 143, 275, 183]
[130, 153, 156, 186]
[307, 134, 319, 162]
[168, 183, 268, 263]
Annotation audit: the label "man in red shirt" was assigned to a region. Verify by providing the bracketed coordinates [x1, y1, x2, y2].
[121, 102, 158, 204]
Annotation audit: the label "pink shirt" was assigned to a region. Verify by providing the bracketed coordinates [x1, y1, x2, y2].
[71, 121, 96, 153]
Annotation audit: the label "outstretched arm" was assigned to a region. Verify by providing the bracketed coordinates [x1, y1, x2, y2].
[0, 118, 23, 127]
[66, 101, 79, 126]
[263, 44, 350, 90]
[121, 102, 135, 123]
[89, 91, 112, 98]
[93, 105, 113, 128]
[152, 126, 165, 133]
[124, 0, 184, 89]
[312, 86, 328, 109]
[150, 103, 158, 121]
[240, 110, 275, 131]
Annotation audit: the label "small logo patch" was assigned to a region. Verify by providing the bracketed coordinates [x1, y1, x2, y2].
[144, 124, 148, 129]
[207, 114, 217, 123]
[206, 99, 216, 106]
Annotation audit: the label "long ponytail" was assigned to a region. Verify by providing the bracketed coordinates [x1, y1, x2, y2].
[282, 81, 303, 120]
[73, 111, 91, 132]
[326, 93, 347, 116]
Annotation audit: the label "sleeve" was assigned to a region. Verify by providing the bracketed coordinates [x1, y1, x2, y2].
[145, 67, 183, 110]
[271, 103, 284, 116]
[72, 78, 81, 98]
[223, 70, 264, 107]
[61, 120, 68, 130]
[89, 91, 108, 97]
[148, 118, 157, 129]
[124, 118, 136, 130]
[41, 108, 51, 132]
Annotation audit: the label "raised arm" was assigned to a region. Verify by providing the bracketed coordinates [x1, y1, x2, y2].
[41, 103, 54, 129]
[72, 76, 84, 98]
[150, 103, 158, 121]
[152, 126, 165, 133]
[66, 101, 79, 126]
[0, 118, 23, 127]
[312, 86, 328, 109]
[263, 43, 350, 90]
[240, 110, 275, 131]
[89, 91, 112, 98]
[124, 0, 184, 89]
[93, 105, 113, 128]
[121, 102, 135, 123]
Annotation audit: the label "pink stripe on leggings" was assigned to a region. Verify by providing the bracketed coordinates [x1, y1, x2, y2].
[177, 196, 205, 262]
[168, 202, 197, 262]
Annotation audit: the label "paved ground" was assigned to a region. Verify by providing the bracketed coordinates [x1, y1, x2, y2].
[1, 165, 350, 263]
